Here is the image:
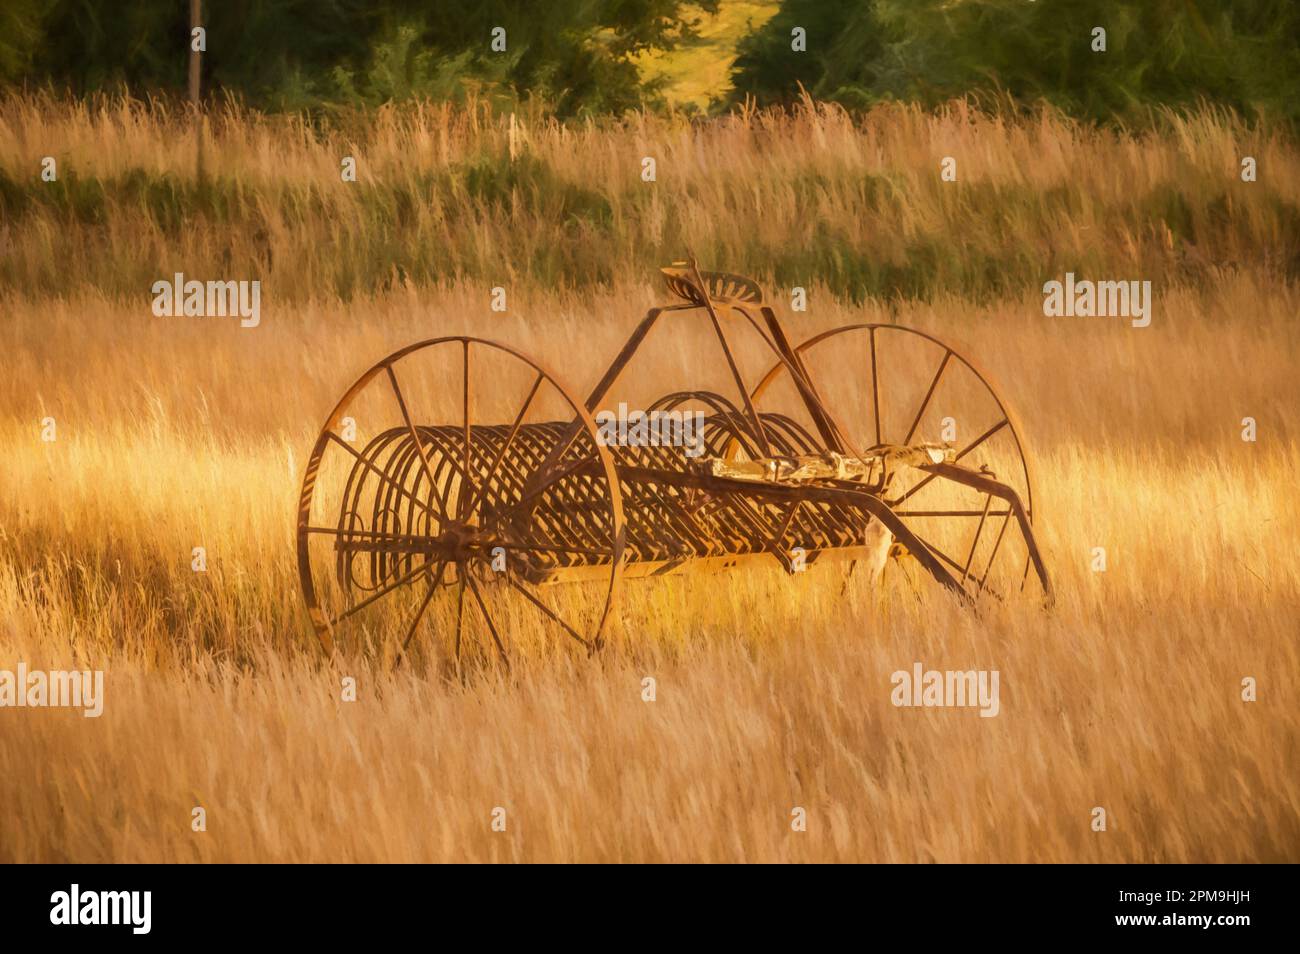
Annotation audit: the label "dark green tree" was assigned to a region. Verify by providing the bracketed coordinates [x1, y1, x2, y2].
[2, 0, 716, 116]
[731, 0, 1300, 124]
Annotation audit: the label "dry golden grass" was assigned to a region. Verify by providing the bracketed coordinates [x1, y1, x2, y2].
[3, 91, 1297, 301]
[0, 96, 1297, 862]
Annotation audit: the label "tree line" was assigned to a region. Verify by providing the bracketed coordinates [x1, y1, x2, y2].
[2, 0, 1296, 124]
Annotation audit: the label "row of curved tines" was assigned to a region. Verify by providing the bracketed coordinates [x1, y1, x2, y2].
[334, 396, 876, 589]
[335, 421, 614, 590]
[613, 410, 873, 564]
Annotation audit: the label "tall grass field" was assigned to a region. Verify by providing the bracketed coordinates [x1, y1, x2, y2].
[0, 94, 1297, 862]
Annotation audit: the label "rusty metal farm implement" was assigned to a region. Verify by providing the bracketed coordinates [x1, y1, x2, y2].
[297, 263, 1050, 664]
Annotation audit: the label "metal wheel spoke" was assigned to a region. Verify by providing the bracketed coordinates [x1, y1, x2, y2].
[461, 370, 543, 519]
[960, 494, 993, 584]
[907, 531, 1007, 601]
[329, 558, 433, 628]
[453, 575, 466, 662]
[887, 470, 944, 508]
[465, 573, 510, 667]
[903, 350, 951, 445]
[908, 533, 967, 579]
[325, 433, 439, 523]
[400, 559, 449, 653]
[954, 418, 1009, 463]
[384, 364, 446, 522]
[459, 340, 475, 521]
[976, 512, 1013, 596]
[869, 326, 881, 445]
[891, 418, 1009, 507]
[503, 573, 590, 648]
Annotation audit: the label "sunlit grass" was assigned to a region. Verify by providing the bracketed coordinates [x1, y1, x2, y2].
[2, 91, 1296, 301]
[0, 94, 1296, 861]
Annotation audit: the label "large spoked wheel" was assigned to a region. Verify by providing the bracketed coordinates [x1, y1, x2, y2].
[750, 323, 1044, 602]
[296, 337, 625, 670]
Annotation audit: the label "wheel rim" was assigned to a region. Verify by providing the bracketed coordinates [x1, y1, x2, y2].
[749, 323, 1042, 601]
[297, 337, 625, 666]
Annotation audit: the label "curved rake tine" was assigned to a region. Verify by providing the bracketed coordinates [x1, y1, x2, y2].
[325, 432, 440, 523]
[304, 525, 439, 548]
[491, 457, 590, 521]
[480, 539, 613, 559]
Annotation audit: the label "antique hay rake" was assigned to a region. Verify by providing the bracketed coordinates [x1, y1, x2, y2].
[297, 262, 1051, 664]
